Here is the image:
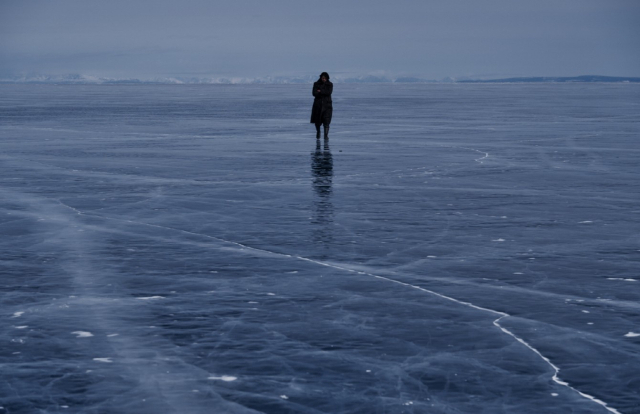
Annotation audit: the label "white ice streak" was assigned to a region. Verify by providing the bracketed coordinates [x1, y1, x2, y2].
[93, 358, 113, 363]
[624, 332, 640, 338]
[72, 331, 94, 338]
[12, 312, 24, 318]
[58, 204, 622, 414]
[136, 296, 165, 300]
[208, 376, 237, 382]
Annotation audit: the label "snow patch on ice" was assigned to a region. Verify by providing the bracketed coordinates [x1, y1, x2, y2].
[208, 375, 237, 382]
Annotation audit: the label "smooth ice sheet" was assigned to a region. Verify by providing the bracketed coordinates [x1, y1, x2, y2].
[1, 83, 639, 414]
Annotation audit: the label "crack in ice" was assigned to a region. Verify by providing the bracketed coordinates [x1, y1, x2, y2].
[58, 203, 621, 413]
[440, 145, 490, 164]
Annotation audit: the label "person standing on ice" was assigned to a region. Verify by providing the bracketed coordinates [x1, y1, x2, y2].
[311, 72, 333, 139]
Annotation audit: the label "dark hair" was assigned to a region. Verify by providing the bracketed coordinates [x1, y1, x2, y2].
[319, 72, 330, 80]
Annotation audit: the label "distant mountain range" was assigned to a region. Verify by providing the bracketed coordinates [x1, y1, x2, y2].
[1, 74, 638, 84]
[457, 75, 640, 83]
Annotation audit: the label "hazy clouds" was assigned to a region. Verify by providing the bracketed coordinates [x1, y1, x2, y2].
[1, 0, 638, 79]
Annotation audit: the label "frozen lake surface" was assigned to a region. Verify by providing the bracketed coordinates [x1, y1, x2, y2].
[1, 83, 639, 413]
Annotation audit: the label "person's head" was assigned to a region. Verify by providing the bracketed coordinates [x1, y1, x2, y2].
[320, 72, 330, 82]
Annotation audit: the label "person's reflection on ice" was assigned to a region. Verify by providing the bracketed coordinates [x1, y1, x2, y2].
[311, 140, 334, 245]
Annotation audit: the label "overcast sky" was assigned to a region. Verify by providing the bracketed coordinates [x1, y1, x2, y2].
[1, 0, 638, 80]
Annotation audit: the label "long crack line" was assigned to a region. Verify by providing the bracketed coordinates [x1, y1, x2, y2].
[60, 202, 621, 414]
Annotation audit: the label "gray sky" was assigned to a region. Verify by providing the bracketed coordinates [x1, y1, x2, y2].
[1, 0, 639, 80]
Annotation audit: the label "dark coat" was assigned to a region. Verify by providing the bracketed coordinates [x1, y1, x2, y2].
[310, 80, 333, 125]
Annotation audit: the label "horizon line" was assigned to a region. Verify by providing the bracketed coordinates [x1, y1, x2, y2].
[2, 74, 640, 85]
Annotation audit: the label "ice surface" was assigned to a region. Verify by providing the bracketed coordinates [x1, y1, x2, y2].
[0, 83, 639, 413]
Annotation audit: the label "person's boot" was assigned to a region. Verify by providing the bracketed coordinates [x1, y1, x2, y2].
[323, 126, 329, 140]
[315, 125, 321, 139]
